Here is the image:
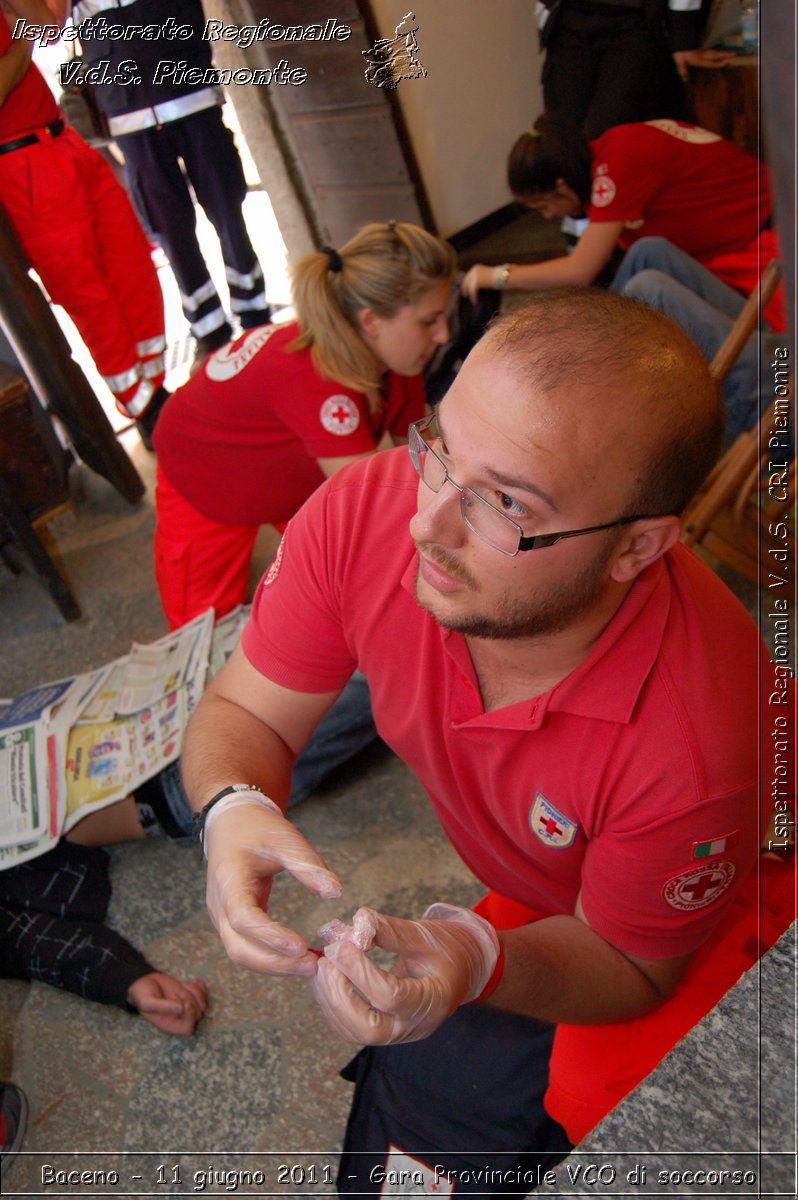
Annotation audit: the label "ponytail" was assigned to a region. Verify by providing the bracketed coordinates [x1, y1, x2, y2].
[289, 221, 455, 409]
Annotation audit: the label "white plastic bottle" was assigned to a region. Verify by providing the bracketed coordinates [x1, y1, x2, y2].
[740, 0, 758, 50]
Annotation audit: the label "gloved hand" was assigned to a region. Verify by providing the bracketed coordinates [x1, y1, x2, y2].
[309, 903, 500, 1044]
[203, 797, 342, 978]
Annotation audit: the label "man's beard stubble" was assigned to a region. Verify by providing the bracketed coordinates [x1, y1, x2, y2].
[413, 536, 620, 641]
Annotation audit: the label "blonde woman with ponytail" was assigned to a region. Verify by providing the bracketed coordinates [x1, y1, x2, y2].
[152, 221, 455, 630]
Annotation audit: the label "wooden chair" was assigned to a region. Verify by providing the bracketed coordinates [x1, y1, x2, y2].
[0, 365, 79, 620]
[681, 260, 791, 584]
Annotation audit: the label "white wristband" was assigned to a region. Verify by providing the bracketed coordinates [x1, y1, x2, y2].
[201, 789, 282, 856]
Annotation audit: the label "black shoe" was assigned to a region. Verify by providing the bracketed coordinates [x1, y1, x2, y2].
[0, 1082, 28, 1166]
[190, 325, 233, 375]
[136, 385, 170, 451]
[240, 305, 272, 331]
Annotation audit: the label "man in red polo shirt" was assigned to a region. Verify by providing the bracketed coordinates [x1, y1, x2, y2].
[181, 291, 789, 1192]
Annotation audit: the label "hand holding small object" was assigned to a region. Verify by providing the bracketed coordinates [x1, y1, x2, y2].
[203, 795, 343, 978]
[310, 903, 500, 1044]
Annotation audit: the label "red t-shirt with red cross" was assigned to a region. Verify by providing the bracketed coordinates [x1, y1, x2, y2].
[241, 449, 768, 962]
[0, 21, 59, 141]
[153, 322, 425, 527]
[588, 120, 784, 328]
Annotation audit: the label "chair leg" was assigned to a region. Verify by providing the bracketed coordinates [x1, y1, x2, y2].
[0, 474, 80, 621]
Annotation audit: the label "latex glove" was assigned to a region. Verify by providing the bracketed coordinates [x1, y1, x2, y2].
[203, 797, 342, 978]
[672, 48, 733, 81]
[127, 972, 208, 1036]
[309, 903, 500, 1044]
[460, 264, 495, 302]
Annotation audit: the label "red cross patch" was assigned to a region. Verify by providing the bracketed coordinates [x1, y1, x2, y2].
[529, 792, 577, 849]
[263, 531, 286, 587]
[591, 173, 617, 208]
[662, 861, 736, 911]
[320, 394, 360, 435]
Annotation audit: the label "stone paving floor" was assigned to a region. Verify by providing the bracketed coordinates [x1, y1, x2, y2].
[0, 439, 482, 1198]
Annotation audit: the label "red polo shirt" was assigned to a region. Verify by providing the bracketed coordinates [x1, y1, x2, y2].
[587, 120, 785, 329]
[153, 322, 424, 527]
[242, 449, 766, 961]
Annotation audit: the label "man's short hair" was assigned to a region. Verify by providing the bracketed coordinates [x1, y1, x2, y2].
[482, 289, 725, 517]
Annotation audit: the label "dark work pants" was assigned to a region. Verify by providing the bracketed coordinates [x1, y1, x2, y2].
[542, 1, 690, 139]
[121, 106, 268, 339]
[337, 1003, 572, 1196]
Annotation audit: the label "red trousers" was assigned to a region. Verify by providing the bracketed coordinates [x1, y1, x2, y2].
[0, 123, 165, 417]
[154, 465, 258, 629]
[475, 854, 795, 1144]
[154, 466, 288, 629]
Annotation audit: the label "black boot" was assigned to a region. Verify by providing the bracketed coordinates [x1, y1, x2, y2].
[136, 385, 170, 451]
[190, 324, 233, 375]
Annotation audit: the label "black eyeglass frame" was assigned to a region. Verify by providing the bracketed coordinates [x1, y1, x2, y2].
[408, 415, 662, 556]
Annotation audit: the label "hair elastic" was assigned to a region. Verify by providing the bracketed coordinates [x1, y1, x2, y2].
[323, 245, 343, 273]
[387, 219, 397, 233]
[527, 126, 542, 139]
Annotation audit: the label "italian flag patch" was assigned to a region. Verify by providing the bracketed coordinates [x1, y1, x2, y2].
[693, 829, 740, 858]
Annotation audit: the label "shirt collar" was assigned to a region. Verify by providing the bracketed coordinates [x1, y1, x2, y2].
[401, 550, 671, 727]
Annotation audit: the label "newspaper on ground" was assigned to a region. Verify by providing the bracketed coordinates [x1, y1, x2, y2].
[0, 608, 227, 867]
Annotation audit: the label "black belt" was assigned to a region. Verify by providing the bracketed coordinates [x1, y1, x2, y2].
[0, 118, 65, 157]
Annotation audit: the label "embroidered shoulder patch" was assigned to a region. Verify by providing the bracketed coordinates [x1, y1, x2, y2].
[591, 166, 616, 207]
[529, 792, 577, 849]
[320, 394, 360, 435]
[693, 829, 740, 859]
[662, 861, 735, 911]
[263, 531, 286, 587]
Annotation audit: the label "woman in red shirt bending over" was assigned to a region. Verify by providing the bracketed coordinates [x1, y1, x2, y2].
[461, 113, 782, 331]
[153, 221, 455, 629]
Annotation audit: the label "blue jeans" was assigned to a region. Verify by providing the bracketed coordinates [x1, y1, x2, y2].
[158, 672, 378, 835]
[612, 237, 787, 445]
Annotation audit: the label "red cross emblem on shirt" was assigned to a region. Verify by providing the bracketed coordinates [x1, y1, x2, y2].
[590, 174, 617, 208]
[540, 815, 563, 839]
[663, 861, 736, 911]
[529, 792, 577, 849]
[320, 394, 360, 435]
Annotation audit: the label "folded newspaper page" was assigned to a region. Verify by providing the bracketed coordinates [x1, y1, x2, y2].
[0, 607, 232, 867]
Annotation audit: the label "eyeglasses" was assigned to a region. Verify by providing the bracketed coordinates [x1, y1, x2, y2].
[408, 415, 659, 557]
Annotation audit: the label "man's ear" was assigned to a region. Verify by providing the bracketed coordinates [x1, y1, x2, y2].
[610, 518, 681, 583]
